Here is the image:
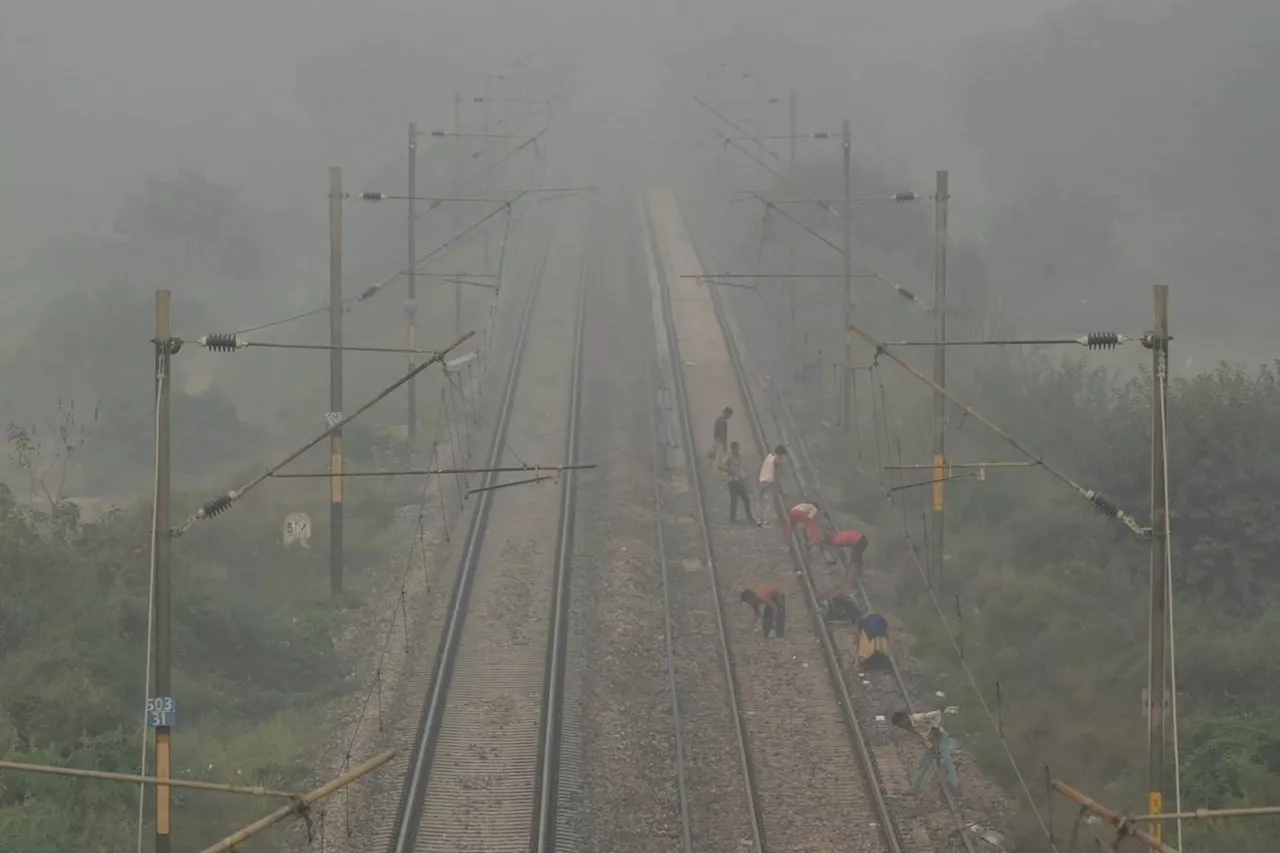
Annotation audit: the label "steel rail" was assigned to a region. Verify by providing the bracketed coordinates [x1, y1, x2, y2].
[640, 198, 704, 853]
[643, 196, 769, 853]
[688, 219, 909, 853]
[531, 204, 592, 852]
[386, 210, 559, 853]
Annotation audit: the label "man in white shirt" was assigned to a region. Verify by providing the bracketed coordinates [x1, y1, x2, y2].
[756, 444, 787, 525]
[891, 706, 960, 793]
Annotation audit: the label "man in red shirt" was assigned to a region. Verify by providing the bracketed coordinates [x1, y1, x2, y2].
[739, 583, 786, 638]
[787, 502, 823, 550]
[826, 529, 869, 584]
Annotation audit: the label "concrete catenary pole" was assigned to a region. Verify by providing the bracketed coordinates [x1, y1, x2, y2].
[152, 290, 173, 853]
[329, 166, 344, 597]
[453, 92, 465, 339]
[841, 119, 853, 432]
[1147, 284, 1171, 849]
[788, 89, 797, 178]
[931, 170, 949, 588]
[482, 74, 492, 277]
[407, 122, 419, 443]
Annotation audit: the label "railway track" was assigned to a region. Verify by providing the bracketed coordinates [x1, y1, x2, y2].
[384, 196, 591, 853]
[688, 205, 982, 853]
[642, 195, 764, 853]
[642, 188, 906, 853]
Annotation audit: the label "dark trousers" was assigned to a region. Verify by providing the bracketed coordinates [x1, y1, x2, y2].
[728, 481, 755, 523]
[849, 536, 869, 568]
[761, 596, 786, 638]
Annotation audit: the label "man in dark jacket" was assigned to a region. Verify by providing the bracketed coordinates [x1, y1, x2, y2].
[720, 441, 758, 525]
[709, 406, 733, 469]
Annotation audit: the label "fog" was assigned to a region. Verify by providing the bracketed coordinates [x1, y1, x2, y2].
[2, 0, 1063, 248]
[2, 0, 1275, 489]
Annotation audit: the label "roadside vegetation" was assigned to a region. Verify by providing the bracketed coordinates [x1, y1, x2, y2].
[873, 354, 1280, 852]
[0, 415, 414, 851]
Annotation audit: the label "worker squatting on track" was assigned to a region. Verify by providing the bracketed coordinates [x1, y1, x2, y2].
[856, 611, 891, 670]
[740, 583, 786, 638]
[826, 528, 869, 585]
[821, 595, 892, 670]
[892, 706, 961, 794]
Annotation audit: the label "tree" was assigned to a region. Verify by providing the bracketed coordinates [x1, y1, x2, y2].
[6, 399, 97, 514]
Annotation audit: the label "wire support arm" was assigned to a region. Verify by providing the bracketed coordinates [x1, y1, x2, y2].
[173, 331, 474, 534]
[740, 192, 932, 312]
[878, 333, 1137, 350]
[200, 750, 395, 853]
[850, 323, 1149, 537]
[271, 464, 595, 479]
[0, 759, 297, 799]
[887, 472, 978, 493]
[1052, 779, 1179, 853]
[194, 336, 463, 355]
[229, 202, 521, 336]
[465, 473, 556, 496]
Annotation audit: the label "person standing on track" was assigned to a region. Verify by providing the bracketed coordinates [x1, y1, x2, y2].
[826, 528, 869, 584]
[740, 583, 786, 638]
[721, 441, 759, 525]
[756, 445, 786, 524]
[708, 406, 733, 470]
[891, 706, 961, 794]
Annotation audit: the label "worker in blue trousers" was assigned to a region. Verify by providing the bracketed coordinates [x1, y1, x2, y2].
[891, 706, 961, 795]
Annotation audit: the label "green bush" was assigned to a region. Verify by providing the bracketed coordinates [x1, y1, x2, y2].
[872, 356, 1280, 851]
[0, 481, 393, 850]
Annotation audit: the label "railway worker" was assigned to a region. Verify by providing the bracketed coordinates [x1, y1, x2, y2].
[826, 528, 869, 584]
[720, 441, 759, 526]
[740, 583, 786, 638]
[857, 611, 892, 670]
[890, 706, 960, 794]
[755, 445, 787, 524]
[786, 501, 823, 553]
[822, 593, 862, 627]
[708, 406, 733, 469]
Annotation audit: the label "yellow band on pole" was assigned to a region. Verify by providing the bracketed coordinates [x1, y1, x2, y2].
[331, 449, 343, 503]
[156, 731, 171, 834]
[1149, 792, 1163, 846]
[932, 453, 945, 512]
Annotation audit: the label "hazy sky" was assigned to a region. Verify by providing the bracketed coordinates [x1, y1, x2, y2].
[8, 0, 1274, 338]
[1, 0, 1069, 247]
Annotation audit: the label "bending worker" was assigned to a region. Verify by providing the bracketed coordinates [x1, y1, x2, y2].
[822, 593, 862, 627]
[891, 706, 960, 794]
[740, 583, 786, 638]
[787, 501, 824, 553]
[857, 611, 891, 670]
[826, 528, 869, 583]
